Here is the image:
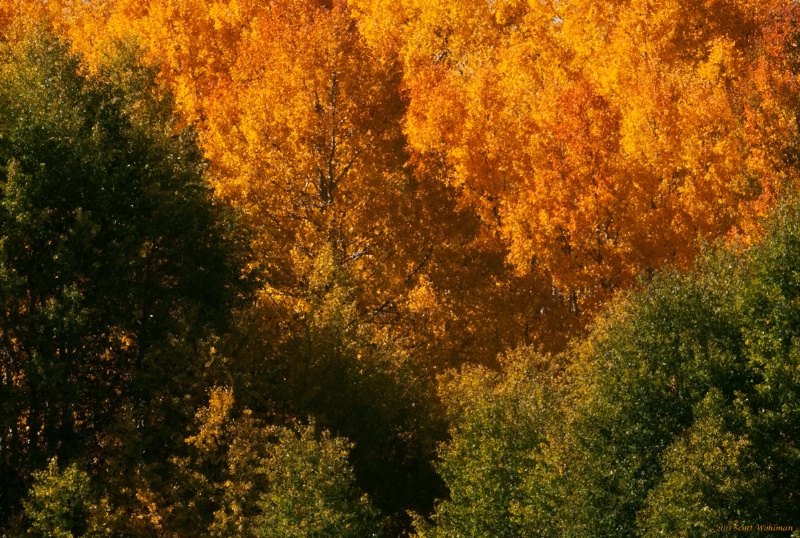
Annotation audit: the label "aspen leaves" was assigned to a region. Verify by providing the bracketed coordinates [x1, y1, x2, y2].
[18, 0, 800, 342]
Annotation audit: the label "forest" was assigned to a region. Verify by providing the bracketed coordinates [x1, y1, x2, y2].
[0, 0, 799, 536]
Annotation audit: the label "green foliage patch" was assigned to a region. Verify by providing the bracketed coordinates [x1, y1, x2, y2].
[418, 202, 800, 537]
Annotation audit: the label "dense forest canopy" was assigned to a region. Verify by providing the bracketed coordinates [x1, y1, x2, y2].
[0, 0, 799, 536]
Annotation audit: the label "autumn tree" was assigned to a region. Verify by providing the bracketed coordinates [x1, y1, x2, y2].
[5, 2, 800, 534]
[13, 0, 800, 359]
[25, 0, 583, 369]
[352, 0, 800, 319]
[41, 0, 415, 317]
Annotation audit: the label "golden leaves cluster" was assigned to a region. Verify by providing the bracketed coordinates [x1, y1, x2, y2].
[355, 0, 800, 313]
[11, 0, 800, 357]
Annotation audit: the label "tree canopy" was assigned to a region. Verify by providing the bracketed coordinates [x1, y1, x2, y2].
[0, 1, 800, 536]
[0, 30, 243, 527]
[419, 200, 800, 536]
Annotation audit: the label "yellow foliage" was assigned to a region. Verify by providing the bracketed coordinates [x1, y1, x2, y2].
[353, 0, 800, 316]
[186, 387, 235, 452]
[12, 0, 798, 358]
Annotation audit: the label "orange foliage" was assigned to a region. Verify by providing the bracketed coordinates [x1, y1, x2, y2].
[354, 0, 800, 312]
[7, 0, 800, 358]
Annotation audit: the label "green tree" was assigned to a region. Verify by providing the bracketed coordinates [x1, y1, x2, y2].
[542, 201, 800, 536]
[419, 200, 800, 537]
[22, 458, 119, 538]
[413, 349, 562, 538]
[0, 30, 244, 527]
[252, 424, 382, 538]
[637, 389, 763, 536]
[176, 388, 383, 537]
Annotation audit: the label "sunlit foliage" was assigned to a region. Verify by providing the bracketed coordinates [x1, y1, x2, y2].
[1, 1, 800, 536]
